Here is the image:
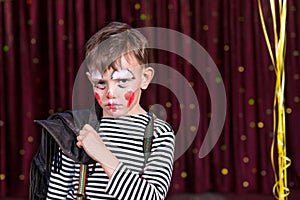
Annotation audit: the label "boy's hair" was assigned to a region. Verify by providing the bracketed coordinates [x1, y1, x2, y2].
[85, 22, 149, 78]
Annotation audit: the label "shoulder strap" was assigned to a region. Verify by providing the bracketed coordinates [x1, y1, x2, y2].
[143, 112, 156, 167]
[76, 164, 88, 200]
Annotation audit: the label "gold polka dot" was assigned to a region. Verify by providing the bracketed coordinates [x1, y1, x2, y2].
[19, 174, 25, 181]
[19, 149, 25, 155]
[220, 144, 226, 151]
[30, 38, 36, 44]
[221, 168, 229, 175]
[257, 122, 264, 128]
[293, 74, 299, 80]
[168, 4, 173, 10]
[203, 25, 209, 31]
[215, 76, 222, 84]
[166, 102, 172, 108]
[249, 121, 256, 128]
[58, 19, 64, 25]
[286, 108, 292, 114]
[0, 174, 5, 181]
[238, 112, 244, 118]
[174, 183, 179, 189]
[26, 112, 32, 118]
[28, 136, 34, 142]
[206, 67, 212, 73]
[241, 135, 247, 141]
[243, 156, 249, 163]
[248, 98, 255, 105]
[172, 113, 178, 119]
[266, 108, 272, 115]
[238, 66, 244, 72]
[181, 171, 187, 178]
[260, 170, 267, 176]
[268, 65, 274, 71]
[189, 104, 195, 109]
[62, 35, 68, 40]
[140, 14, 147, 20]
[243, 181, 249, 187]
[134, 3, 141, 10]
[224, 45, 230, 51]
[190, 126, 196, 132]
[57, 107, 63, 112]
[192, 148, 198, 154]
[48, 109, 54, 114]
[252, 168, 257, 174]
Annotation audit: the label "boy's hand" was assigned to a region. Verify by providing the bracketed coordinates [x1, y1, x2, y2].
[77, 124, 104, 160]
[77, 124, 119, 178]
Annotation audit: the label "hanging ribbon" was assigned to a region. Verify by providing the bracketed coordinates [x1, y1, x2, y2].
[257, 0, 291, 199]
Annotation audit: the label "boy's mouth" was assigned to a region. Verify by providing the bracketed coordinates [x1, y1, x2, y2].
[106, 102, 119, 110]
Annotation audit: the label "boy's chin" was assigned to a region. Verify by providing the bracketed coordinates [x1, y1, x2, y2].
[102, 109, 131, 117]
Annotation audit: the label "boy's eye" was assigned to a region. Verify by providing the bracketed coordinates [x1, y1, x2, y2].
[118, 79, 129, 88]
[94, 81, 106, 89]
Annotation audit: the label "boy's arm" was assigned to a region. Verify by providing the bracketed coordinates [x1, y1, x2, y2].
[106, 129, 175, 200]
[76, 124, 120, 178]
[77, 123, 175, 200]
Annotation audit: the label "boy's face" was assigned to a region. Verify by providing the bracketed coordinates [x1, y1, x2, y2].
[88, 55, 153, 117]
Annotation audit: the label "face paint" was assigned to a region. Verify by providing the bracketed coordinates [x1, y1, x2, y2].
[106, 89, 114, 99]
[95, 92, 102, 105]
[107, 100, 117, 112]
[124, 90, 136, 108]
[91, 70, 103, 83]
[111, 69, 135, 80]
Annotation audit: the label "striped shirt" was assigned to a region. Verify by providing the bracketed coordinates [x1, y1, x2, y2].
[46, 113, 175, 200]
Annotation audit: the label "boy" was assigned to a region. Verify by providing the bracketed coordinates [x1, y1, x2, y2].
[32, 22, 175, 199]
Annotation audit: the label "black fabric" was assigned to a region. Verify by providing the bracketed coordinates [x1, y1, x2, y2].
[29, 108, 100, 200]
[29, 106, 154, 200]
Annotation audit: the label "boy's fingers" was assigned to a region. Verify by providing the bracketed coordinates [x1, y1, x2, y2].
[83, 124, 95, 132]
[77, 141, 83, 148]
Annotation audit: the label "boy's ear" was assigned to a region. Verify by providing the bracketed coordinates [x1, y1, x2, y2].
[141, 67, 154, 90]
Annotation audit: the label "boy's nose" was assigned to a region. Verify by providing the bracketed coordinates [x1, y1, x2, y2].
[106, 89, 114, 99]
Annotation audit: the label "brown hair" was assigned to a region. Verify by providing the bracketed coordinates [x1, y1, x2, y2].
[85, 22, 149, 78]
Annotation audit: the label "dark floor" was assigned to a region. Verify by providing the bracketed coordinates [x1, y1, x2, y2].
[2, 191, 300, 200]
[167, 191, 300, 200]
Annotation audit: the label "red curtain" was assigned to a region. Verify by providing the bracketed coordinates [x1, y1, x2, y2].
[1, 0, 300, 198]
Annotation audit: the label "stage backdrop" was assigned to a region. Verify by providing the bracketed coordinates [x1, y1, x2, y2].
[1, 0, 300, 198]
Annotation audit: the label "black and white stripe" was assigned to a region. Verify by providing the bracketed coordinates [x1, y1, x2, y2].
[46, 113, 175, 200]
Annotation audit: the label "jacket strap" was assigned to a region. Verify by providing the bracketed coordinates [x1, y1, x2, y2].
[76, 163, 88, 200]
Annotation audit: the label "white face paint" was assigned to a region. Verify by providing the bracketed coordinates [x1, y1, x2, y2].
[111, 69, 135, 80]
[91, 56, 146, 117]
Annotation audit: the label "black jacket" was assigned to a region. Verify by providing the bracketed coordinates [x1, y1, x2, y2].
[29, 109, 99, 199]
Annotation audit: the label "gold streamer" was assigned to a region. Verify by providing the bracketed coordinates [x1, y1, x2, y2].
[257, 0, 291, 199]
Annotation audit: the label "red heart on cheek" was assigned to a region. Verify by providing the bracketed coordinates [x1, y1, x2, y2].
[95, 92, 102, 105]
[125, 91, 135, 108]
